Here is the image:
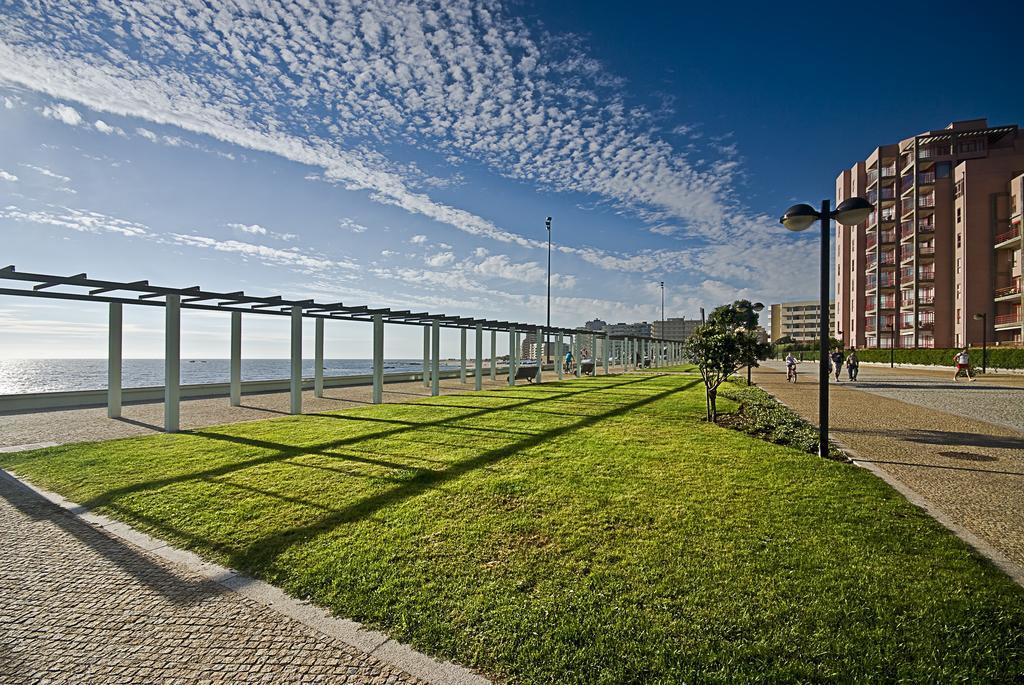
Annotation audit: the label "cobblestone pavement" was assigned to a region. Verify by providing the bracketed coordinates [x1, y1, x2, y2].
[754, 361, 1024, 572]
[0, 475, 428, 684]
[0, 375, 533, 448]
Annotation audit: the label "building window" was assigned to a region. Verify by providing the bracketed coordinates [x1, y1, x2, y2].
[957, 257, 962, 274]
[956, 308, 961, 324]
[957, 233, 962, 248]
[956, 283, 961, 300]
[956, 207, 962, 223]
[936, 162, 951, 178]
[956, 333, 961, 346]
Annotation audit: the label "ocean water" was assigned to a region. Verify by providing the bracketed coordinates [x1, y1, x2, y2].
[0, 359, 462, 395]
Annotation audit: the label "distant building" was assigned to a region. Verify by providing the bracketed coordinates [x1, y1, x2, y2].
[584, 318, 608, 332]
[652, 317, 700, 342]
[607, 321, 652, 338]
[521, 332, 554, 360]
[770, 301, 836, 343]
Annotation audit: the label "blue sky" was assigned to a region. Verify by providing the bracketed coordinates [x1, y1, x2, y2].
[0, 0, 1020, 358]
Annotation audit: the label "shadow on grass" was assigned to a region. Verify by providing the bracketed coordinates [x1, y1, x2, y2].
[75, 375, 698, 570]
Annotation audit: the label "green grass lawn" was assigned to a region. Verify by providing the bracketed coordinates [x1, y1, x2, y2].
[3, 373, 1022, 683]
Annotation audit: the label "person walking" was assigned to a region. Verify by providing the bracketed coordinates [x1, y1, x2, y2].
[785, 352, 799, 382]
[845, 348, 859, 381]
[831, 349, 844, 382]
[953, 348, 976, 381]
[564, 348, 574, 375]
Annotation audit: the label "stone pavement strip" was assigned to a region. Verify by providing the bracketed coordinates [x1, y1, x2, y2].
[0, 468, 490, 685]
[753, 361, 1024, 584]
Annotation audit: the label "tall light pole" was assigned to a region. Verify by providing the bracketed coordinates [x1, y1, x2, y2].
[546, 216, 552, 364]
[747, 301, 765, 385]
[660, 281, 665, 363]
[781, 197, 873, 459]
[974, 312, 988, 374]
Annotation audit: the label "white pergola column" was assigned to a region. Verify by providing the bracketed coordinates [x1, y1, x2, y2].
[556, 336, 563, 379]
[422, 326, 430, 387]
[460, 328, 467, 383]
[372, 314, 384, 404]
[314, 317, 324, 398]
[290, 306, 302, 415]
[490, 330, 497, 382]
[508, 328, 516, 386]
[230, 311, 241, 406]
[474, 323, 483, 391]
[535, 328, 543, 383]
[575, 335, 582, 377]
[164, 294, 180, 432]
[604, 335, 610, 374]
[431, 320, 440, 397]
[107, 302, 122, 419]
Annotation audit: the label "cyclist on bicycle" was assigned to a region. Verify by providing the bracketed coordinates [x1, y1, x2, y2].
[785, 352, 798, 382]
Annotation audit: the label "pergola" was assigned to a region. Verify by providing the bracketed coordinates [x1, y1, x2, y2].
[0, 266, 685, 431]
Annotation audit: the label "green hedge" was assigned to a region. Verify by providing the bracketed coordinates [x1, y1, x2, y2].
[719, 383, 846, 461]
[777, 347, 1024, 369]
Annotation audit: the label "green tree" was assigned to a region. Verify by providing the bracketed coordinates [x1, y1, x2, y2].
[685, 324, 771, 422]
[707, 300, 761, 330]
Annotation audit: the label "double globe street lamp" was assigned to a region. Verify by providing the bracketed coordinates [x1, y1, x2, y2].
[780, 197, 873, 459]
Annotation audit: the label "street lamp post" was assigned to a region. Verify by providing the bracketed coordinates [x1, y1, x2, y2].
[973, 312, 988, 374]
[545, 216, 552, 364]
[780, 197, 873, 459]
[660, 281, 665, 365]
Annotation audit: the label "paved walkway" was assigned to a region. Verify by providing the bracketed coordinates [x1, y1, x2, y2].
[753, 361, 1024, 573]
[0, 375, 542, 448]
[0, 471, 435, 684]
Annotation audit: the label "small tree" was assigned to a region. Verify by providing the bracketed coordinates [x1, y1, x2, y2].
[685, 324, 771, 422]
[707, 300, 761, 331]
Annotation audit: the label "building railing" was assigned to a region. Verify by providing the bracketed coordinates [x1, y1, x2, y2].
[918, 295, 935, 306]
[867, 169, 879, 185]
[878, 276, 897, 287]
[995, 312, 1023, 326]
[879, 187, 896, 200]
[901, 175, 914, 193]
[881, 210, 897, 222]
[919, 195, 936, 208]
[996, 279, 1022, 298]
[995, 227, 1021, 244]
[900, 267, 914, 281]
[919, 244, 936, 255]
[918, 270, 935, 281]
[900, 222, 914, 239]
[865, 236, 878, 250]
[919, 219, 935, 231]
[917, 171, 936, 184]
[880, 231, 896, 243]
[881, 165, 897, 177]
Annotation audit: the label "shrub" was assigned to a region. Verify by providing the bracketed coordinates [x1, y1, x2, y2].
[719, 383, 846, 461]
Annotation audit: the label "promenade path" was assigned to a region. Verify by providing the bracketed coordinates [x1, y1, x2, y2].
[0, 375, 521, 448]
[753, 361, 1024, 573]
[0, 472, 429, 684]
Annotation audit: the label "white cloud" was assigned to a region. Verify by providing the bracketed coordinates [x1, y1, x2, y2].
[424, 251, 455, 267]
[0, 204, 149, 237]
[20, 164, 70, 183]
[40, 103, 82, 126]
[339, 218, 369, 233]
[169, 234, 355, 272]
[94, 119, 125, 136]
[409, 234, 428, 244]
[135, 127, 158, 142]
[227, 222, 298, 242]
[0, 170, 17, 182]
[228, 222, 267, 235]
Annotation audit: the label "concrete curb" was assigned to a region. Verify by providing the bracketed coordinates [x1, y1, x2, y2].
[750, 380, 1024, 589]
[0, 464, 492, 685]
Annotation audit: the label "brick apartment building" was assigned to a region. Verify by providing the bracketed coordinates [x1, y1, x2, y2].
[836, 119, 1024, 349]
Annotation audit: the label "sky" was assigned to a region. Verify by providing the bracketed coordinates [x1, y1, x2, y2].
[0, 0, 1020, 358]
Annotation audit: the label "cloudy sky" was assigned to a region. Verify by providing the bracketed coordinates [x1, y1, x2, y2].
[0, 0, 1019, 358]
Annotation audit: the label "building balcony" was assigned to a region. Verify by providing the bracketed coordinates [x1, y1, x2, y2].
[881, 164, 897, 178]
[918, 295, 935, 306]
[996, 279, 1022, 301]
[867, 169, 879, 185]
[865, 236, 877, 250]
[995, 312, 1023, 328]
[880, 231, 896, 243]
[918, 195, 936, 208]
[917, 171, 936, 185]
[918, 270, 935, 281]
[995, 226, 1021, 248]
[919, 244, 936, 256]
[880, 211, 897, 223]
[918, 320, 935, 331]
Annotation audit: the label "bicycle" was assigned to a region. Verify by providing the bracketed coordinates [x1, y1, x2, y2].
[787, 363, 798, 383]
